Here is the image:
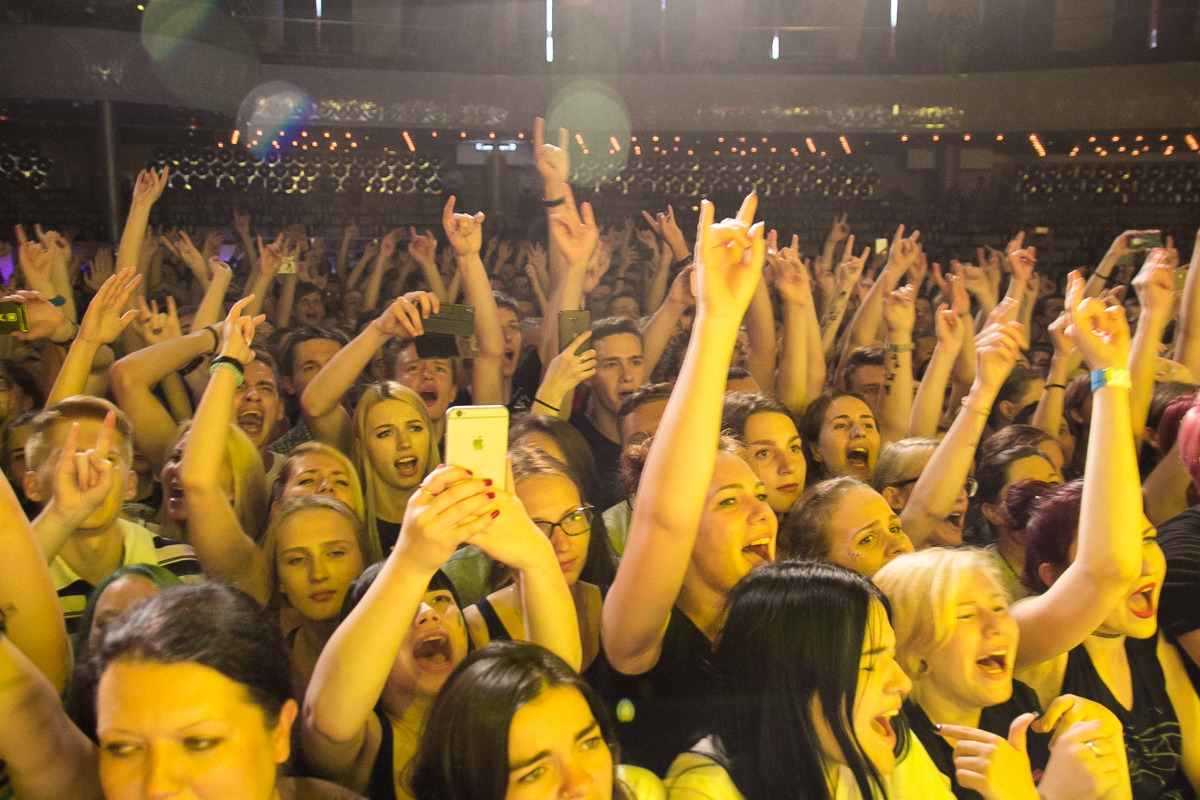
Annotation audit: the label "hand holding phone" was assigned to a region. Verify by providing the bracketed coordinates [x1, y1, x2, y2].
[558, 310, 591, 356]
[444, 405, 509, 490]
[0, 301, 29, 334]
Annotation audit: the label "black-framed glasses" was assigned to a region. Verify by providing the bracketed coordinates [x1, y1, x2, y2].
[532, 505, 595, 538]
[890, 475, 978, 498]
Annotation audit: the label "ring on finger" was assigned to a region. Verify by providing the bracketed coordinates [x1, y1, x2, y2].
[1083, 740, 1102, 758]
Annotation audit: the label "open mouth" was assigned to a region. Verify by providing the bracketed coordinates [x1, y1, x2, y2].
[871, 710, 899, 744]
[395, 456, 420, 477]
[975, 651, 1009, 676]
[742, 537, 774, 565]
[419, 389, 439, 407]
[944, 511, 964, 529]
[846, 447, 870, 472]
[413, 634, 453, 670]
[237, 409, 263, 435]
[1128, 583, 1157, 619]
[618, 391, 634, 403]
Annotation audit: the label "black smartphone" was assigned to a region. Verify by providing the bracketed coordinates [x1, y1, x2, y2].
[415, 303, 475, 359]
[1130, 232, 1163, 250]
[558, 310, 592, 356]
[0, 301, 29, 335]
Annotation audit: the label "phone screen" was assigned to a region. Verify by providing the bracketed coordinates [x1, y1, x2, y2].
[0, 252, 12, 286]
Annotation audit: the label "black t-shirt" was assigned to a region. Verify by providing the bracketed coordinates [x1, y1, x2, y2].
[590, 606, 716, 776]
[1156, 504, 1200, 692]
[375, 518, 402, 556]
[568, 411, 623, 511]
[905, 681, 1049, 800]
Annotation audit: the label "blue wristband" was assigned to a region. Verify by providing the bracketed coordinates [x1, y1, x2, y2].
[1090, 367, 1131, 392]
[48, 295, 66, 307]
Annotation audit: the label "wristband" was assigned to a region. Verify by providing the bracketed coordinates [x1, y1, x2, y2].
[48, 295, 67, 307]
[50, 319, 78, 346]
[671, 255, 693, 272]
[961, 397, 990, 417]
[205, 325, 220, 354]
[886, 341, 914, 354]
[533, 398, 560, 413]
[542, 197, 566, 208]
[1045, 383, 1066, 390]
[1090, 367, 1131, 392]
[209, 355, 245, 386]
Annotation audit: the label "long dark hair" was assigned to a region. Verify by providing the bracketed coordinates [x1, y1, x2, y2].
[709, 560, 907, 800]
[410, 641, 629, 800]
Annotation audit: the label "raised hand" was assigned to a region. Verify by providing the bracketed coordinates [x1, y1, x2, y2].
[973, 319, 1024, 392]
[131, 167, 169, 207]
[1, 290, 68, 341]
[397, 465, 499, 575]
[826, 212, 851, 245]
[378, 229, 402, 263]
[938, 715, 1038, 800]
[665, 264, 696, 309]
[1064, 270, 1131, 371]
[442, 196, 485, 257]
[373, 291, 439, 339]
[883, 284, 916, 338]
[533, 117, 570, 189]
[539, 331, 597, 402]
[548, 183, 598, 267]
[201, 231, 222, 263]
[933, 302, 964, 358]
[84, 246, 116, 292]
[1006, 231, 1037, 283]
[78, 267, 142, 346]
[160, 230, 207, 276]
[49, 414, 119, 527]
[216, 294, 266, 364]
[1048, 309, 1073, 357]
[693, 194, 765, 320]
[14, 224, 55, 290]
[582, 244, 612, 294]
[232, 210, 251, 238]
[884, 224, 921, 284]
[132, 296, 183, 345]
[767, 234, 813, 308]
[256, 234, 283, 278]
[641, 204, 689, 259]
[408, 227, 438, 265]
[1132, 246, 1179, 319]
[835, 234, 870, 289]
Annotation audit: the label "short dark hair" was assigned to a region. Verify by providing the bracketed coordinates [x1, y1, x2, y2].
[590, 316, 643, 347]
[277, 325, 349, 382]
[493, 291, 520, 316]
[294, 280, 322, 300]
[712, 561, 904, 800]
[92, 583, 293, 724]
[411, 641, 628, 800]
[783, 476, 871, 560]
[616, 382, 673, 424]
[842, 346, 886, 387]
[0, 358, 45, 409]
[721, 392, 793, 441]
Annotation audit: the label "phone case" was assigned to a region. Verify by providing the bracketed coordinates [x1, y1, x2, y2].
[558, 310, 592, 355]
[444, 405, 509, 490]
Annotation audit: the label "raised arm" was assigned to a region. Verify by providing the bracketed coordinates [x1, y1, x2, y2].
[116, 168, 169, 287]
[532, 331, 596, 420]
[443, 197, 503, 405]
[1013, 271, 1144, 668]
[407, 227, 449, 301]
[908, 300, 964, 438]
[362, 230, 399, 313]
[836, 225, 920, 381]
[820, 241, 868, 357]
[641, 265, 695, 378]
[538, 184, 596, 374]
[1030, 310, 1078, 438]
[902, 318, 1021, 548]
[1085, 230, 1151, 299]
[878, 283, 917, 443]
[1128, 246, 1178, 440]
[180, 297, 272, 605]
[300, 292, 433, 452]
[47, 268, 141, 406]
[768, 234, 817, 413]
[533, 117, 572, 283]
[602, 195, 764, 675]
[742, 261, 777, 394]
[0, 468, 70, 692]
[302, 466, 494, 783]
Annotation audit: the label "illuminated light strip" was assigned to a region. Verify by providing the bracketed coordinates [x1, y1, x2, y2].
[546, 0, 554, 62]
[1029, 134, 1046, 157]
[610, 137, 621, 152]
[805, 137, 817, 153]
[402, 131, 415, 152]
[839, 136, 851, 155]
[575, 133, 585, 149]
[771, 33, 779, 60]
[1186, 134, 1199, 151]
[1165, 145, 1175, 155]
[230, 130, 240, 145]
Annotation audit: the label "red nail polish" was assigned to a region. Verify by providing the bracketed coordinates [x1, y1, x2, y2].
[487, 492, 495, 499]
[465, 468, 473, 475]
[484, 478, 493, 486]
[491, 509, 500, 518]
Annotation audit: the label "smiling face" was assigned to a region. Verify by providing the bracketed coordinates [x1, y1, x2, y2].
[293, 290, 326, 326]
[280, 451, 356, 507]
[812, 396, 880, 481]
[96, 660, 294, 800]
[505, 686, 614, 800]
[233, 362, 286, 452]
[826, 488, 913, 578]
[517, 474, 590, 587]
[275, 508, 365, 623]
[1096, 522, 1166, 640]
[585, 333, 645, 419]
[813, 602, 911, 776]
[742, 411, 806, 514]
[390, 587, 470, 698]
[363, 399, 432, 493]
[921, 570, 1019, 716]
[690, 452, 778, 597]
[394, 345, 456, 421]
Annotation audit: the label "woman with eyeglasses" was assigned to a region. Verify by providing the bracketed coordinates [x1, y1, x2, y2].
[465, 446, 612, 670]
[870, 314, 1026, 549]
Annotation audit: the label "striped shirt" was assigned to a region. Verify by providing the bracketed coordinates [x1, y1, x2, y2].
[51, 518, 204, 636]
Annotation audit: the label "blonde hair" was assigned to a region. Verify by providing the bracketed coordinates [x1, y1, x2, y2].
[259, 495, 369, 612]
[873, 547, 1007, 690]
[870, 437, 938, 494]
[26, 396, 134, 478]
[274, 441, 366, 521]
[351, 382, 439, 558]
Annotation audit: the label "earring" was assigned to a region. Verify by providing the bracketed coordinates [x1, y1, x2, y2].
[918, 659, 929, 675]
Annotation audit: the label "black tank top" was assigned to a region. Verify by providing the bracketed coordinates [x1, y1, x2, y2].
[1060, 635, 1195, 800]
[472, 597, 513, 642]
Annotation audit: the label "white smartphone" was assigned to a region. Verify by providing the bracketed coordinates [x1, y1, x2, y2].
[444, 405, 509, 490]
